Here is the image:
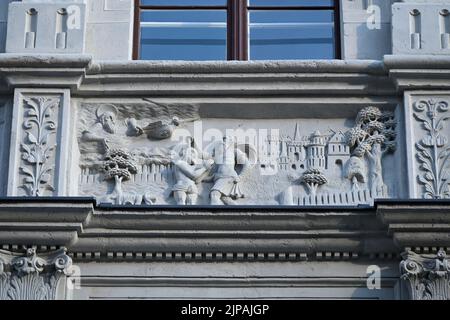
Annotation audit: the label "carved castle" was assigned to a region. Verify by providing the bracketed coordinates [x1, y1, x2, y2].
[262, 124, 350, 176]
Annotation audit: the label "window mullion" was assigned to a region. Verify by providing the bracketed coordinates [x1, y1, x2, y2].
[227, 0, 248, 60]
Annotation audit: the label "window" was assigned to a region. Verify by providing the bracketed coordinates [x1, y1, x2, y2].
[134, 0, 340, 60]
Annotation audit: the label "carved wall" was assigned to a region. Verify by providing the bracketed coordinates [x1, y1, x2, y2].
[74, 100, 400, 206]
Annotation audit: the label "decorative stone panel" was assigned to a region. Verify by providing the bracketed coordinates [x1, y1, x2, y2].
[405, 92, 450, 199]
[392, 2, 450, 54]
[76, 100, 399, 206]
[7, 89, 73, 196]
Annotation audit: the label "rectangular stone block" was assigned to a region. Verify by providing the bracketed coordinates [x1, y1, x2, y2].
[393, 3, 450, 54]
[5, 2, 87, 54]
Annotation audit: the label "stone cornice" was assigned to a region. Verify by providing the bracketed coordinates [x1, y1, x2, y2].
[0, 197, 94, 246]
[0, 198, 445, 262]
[0, 55, 397, 97]
[1, 54, 450, 96]
[384, 55, 450, 92]
[0, 54, 92, 93]
[0, 198, 447, 261]
[377, 200, 450, 248]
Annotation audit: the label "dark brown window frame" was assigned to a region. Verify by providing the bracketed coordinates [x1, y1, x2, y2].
[133, 0, 341, 61]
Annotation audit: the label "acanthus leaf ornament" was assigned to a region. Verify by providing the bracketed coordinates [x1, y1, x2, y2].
[414, 99, 450, 199]
[19, 97, 59, 196]
[0, 248, 73, 300]
[400, 250, 450, 300]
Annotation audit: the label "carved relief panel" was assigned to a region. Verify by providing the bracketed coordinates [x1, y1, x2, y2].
[7, 89, 72, 197]
[405, 92, 450, 199]
[75, 100, 400, 206]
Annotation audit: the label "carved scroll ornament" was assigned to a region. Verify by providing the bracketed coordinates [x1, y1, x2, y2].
[400, 250, 450, 300]
[0, 248, 72, 300]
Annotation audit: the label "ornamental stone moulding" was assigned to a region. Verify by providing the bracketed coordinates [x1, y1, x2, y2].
[400, 249, 450, 300]
[0, 248, 73, 300]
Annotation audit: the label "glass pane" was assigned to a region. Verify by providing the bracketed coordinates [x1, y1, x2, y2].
[140, 10, 227, 60]
[249, 10, 335, 60]
[141, 0, 226, 6]
[249, 0, 334, 6]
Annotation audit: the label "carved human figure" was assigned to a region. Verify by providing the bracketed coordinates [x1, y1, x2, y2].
[208, 136, 250, 205]
[171, 147, 214, 205]
[81, 105, 118, 151]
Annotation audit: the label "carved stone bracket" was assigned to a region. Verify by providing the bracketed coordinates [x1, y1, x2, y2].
[0, 248, 73, 300]
[400, 250, 450, 300]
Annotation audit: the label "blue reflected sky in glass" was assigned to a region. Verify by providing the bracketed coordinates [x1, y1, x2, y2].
[249, 10, 335, 60]
[141, 0, 226, 6]
[249, 0, 333, 6]
[140, 10, 227, 60]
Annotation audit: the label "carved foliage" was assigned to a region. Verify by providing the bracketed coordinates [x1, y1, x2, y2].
[345, 106, 397, 197]
[414, 99, 450, 199]
[0, 248, 72, 300]
[400, 250, 450, 300]
[20, 97, 59, 196]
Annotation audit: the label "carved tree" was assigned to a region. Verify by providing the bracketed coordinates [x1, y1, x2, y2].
[344, 156, 366, 191]
[301, 169, 327, 197]
[345, 106, 397, 197]
[414, 99, 450, 199]
[103, 149, 138, 205]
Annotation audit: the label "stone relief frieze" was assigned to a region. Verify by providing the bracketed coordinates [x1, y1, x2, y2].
[401, 250, 450, 300]
[0, 248, 72, 300]
[76, 101, 398, 206]
[414, 99, 450, 199]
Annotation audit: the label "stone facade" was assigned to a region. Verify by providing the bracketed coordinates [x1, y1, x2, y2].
[0, 0, 449, 300]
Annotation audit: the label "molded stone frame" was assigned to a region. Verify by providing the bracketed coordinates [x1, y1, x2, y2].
[7, 89, 74, 196]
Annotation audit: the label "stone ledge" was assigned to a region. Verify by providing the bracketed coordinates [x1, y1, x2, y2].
[0, 198, 447, 260]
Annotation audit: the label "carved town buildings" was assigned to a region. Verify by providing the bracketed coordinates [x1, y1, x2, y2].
[0, 0, 449, 300]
